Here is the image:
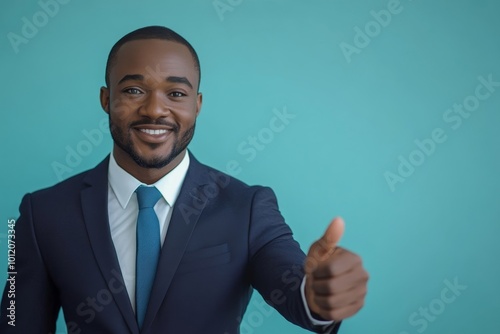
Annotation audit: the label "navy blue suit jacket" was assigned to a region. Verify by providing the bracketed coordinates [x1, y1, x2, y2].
[1, 153, 340, 333]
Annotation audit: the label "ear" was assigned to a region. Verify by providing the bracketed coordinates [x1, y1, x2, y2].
[196, 92, 203, 117]
[100, 86, 110, 114]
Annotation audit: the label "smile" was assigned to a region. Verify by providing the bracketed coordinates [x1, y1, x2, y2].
[133, 126, 173, 144]
[139, 129, 168, 135]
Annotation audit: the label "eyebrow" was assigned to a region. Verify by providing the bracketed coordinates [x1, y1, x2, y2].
[118, 74, 144, 85]
[166, 76, 193, 89]
[118, 74, 193, 89]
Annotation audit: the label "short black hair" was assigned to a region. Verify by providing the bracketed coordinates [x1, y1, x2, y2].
[104, 25, 201, 89]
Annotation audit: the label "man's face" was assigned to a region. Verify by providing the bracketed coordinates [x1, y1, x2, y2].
[100, 39, 201, 170]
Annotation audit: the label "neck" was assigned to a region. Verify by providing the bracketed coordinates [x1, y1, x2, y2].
[112, 146, 186, 184]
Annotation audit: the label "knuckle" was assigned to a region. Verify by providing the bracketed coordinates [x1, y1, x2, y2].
[361, 285, 368, 297]
[353, 299, 365, 313]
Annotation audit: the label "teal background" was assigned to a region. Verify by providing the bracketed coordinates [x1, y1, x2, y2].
[1, 0, 499, 333]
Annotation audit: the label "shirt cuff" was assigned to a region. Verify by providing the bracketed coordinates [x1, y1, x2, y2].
[300, 276, 335, 326]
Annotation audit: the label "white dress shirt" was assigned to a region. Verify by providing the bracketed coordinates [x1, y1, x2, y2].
[107, 151, 332, 326]
[107, 151, 190, 311]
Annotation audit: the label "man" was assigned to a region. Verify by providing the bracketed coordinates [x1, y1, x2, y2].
[1, 26, 368, 333]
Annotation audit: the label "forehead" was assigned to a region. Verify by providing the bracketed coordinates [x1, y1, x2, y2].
[109, 39, 198, 86]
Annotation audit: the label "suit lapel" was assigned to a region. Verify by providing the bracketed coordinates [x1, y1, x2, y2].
[81, 156, 140, 334]
[142, 153, 211, 331]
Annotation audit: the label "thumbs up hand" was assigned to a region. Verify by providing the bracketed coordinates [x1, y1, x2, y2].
[304, 217, 369, 321]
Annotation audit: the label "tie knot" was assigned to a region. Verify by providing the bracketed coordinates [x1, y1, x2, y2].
[136, 185, 162, 209]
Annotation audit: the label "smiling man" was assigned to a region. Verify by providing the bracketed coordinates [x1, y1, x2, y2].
[103, 38, 201, 184]
[0, 26, 368, 333]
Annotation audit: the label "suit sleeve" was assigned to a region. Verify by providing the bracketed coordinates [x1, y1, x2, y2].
[248, 187, 340, 334]
[0, 194, 60, 333]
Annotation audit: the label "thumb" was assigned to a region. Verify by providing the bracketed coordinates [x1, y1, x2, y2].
[320, 216, 345, 249]
[305, 217, 345, 273]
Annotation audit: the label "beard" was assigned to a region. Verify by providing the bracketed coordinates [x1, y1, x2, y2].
[109, 115, 195, 169]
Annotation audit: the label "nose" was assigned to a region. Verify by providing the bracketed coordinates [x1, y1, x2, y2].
[139, 90, 169, 119]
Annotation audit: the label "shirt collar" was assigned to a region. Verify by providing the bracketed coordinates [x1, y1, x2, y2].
[108, 151, 190, 209]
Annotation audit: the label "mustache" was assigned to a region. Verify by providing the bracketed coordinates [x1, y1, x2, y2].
[129, 119, 179, 132]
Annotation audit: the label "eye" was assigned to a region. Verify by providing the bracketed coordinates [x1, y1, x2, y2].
[169, 91, 187, 98]
[123, 88, 143, 95]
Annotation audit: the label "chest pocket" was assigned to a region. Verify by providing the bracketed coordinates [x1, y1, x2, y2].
[177, 243, 231, 274]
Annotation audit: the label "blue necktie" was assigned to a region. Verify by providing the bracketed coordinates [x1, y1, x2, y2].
[135, 185, 162, 329]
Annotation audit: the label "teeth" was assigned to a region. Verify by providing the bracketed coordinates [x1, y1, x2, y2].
[140, 129, 168, 135]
